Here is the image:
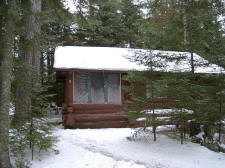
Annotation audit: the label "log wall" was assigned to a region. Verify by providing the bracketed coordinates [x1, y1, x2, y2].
[62, 103, 129, 128]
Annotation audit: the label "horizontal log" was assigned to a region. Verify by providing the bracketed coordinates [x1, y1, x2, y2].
[72, 103, 124, 111]
[129, 120, 173, 127]
[73, 114, 128, 122]
[74, 109, 123, 114]
[73, 121, 129, 129]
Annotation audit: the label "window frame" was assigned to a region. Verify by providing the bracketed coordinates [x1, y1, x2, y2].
[73, 71, 122, 104]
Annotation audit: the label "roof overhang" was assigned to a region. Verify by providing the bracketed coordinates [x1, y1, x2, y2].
[54, 46, 225, 74]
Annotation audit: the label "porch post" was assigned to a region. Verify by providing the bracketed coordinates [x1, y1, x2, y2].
[66, 71, 74, 106]
[64, 71, 75, 128]
[121, 73, 125, 104]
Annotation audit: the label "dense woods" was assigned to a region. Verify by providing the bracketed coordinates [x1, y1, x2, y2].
[0, 0, 224, 167]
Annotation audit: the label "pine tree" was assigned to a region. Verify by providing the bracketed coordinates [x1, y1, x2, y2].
[141, 0, 185, 51]
[75, 0, 125, 46]
[0, 1, 16, 167]
[125, 0, 225, 143]
[163, 73, 202, 144]
[143, 0, 225, 64]
[13, 0, 73, 123]
[14, 0, 42, 124]
[40, 0, 73, 105]
[8, 0, 72, 166]
[192, 73, 225, 144]
[124, 49, 168, 142]
[178, 0, 225, 142]
[120, 0, 143, 47]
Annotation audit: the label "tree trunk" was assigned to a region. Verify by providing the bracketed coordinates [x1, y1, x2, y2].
[14, 0, 41, 123]
[180, 118, 184, 145]
[46, 48, 55, 83]
[218, 100, 222, 143]
[23, 0, 41, 80]
[0, 1, 15, 168]
[153, 124, 156, 142]
[183, 1, 195, 73]
[183, 6, 188, 46]
[0, 10, 3, 65]
[40, 52, 45, 85]
[13, 36, 32, 124]
[31, 0, 41, 78]
[190, 52, 194, 73]
[180, 130, 184, 145]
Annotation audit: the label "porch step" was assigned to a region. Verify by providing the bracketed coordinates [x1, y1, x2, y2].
[73, 114, 128, 122]
[73, 121, 129, 129]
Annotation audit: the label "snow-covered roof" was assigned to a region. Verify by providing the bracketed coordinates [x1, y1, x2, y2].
[54, 46, 225, 73]
[54, 46, 147, 71]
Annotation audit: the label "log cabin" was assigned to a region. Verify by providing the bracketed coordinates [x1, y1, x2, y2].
[54, 46, 224, 128]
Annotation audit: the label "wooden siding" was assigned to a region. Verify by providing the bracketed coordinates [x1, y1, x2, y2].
[62, 103, 128, 128]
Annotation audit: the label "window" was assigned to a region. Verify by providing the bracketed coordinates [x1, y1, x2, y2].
[74, 72, 121, 103]
[74, 72, 89, 103]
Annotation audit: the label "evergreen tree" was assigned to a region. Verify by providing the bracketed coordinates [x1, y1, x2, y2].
[0, 1, 16, 167]
[124, 49, 167, 142]
[163, 73, 202, 144]
[140, 0, 184, 51]
[74, 0, 144, 47]
[40, 0, 73, 105]
[14, 0, 42, 124]
[13, 0, 73, 123]
[192, 74, 225, 143]
[125, 0, 225, 143]
[75, 0, 125, 46]
[145, 0, 225, 67]
[7, 0, 73, 166]
[120, 0, 143, 47]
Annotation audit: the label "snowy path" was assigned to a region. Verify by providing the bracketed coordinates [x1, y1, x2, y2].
[31, 127, 225, 168]
[66, 138, 147, 167]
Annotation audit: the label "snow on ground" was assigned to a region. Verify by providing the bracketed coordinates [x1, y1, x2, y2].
[31, 127, 225, 168]
[142, 109, 193, 115]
